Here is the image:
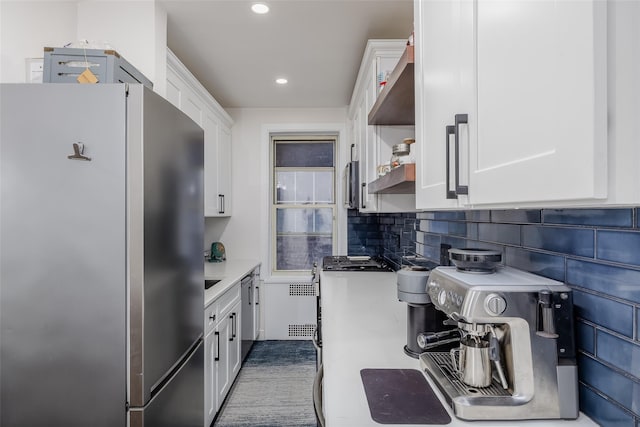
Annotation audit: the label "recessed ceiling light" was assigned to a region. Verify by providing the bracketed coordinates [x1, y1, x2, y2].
[251, 3, 269, 14]
[275, 78, 288, 85]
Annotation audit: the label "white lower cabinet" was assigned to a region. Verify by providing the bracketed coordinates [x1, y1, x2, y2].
[204, 283, 242, 427]
[228, 300, 242, 378]
[214, 299, 242, 410]
[204, 327, 217, 425]
[214, 312, 231, 406]
[252, 270, 261, 340]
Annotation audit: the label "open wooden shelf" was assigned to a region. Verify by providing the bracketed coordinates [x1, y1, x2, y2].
[368, 45, 415, 125]
[368, 163, 415, 194]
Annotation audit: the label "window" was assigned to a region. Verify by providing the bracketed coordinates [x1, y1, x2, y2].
[272, 135, 336, 273]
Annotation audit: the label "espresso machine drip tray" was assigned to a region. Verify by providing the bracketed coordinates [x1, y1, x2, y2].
[420, 352, 511, 401]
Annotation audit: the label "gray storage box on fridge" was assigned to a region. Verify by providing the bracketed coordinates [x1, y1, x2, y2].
[42, 47, 153, 89]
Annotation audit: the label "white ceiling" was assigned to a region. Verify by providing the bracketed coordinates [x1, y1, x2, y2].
[160, 0, 413, 108]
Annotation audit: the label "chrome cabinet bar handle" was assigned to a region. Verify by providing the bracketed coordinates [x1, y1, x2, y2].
[445, 124, 457, 199]
[255, 286, 259, 305]
[454, 114, 469, 196]
[361, 183, 366, 209]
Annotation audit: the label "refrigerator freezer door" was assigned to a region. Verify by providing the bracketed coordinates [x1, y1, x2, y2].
[129, 341, 204, 427]
[0, 84, 128, 426]
[126, 86, 205, 407]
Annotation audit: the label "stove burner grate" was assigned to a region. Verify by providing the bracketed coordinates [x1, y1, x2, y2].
[321, 256, 392, 272]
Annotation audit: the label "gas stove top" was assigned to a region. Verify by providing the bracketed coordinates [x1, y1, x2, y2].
[321, 256, 393, 272]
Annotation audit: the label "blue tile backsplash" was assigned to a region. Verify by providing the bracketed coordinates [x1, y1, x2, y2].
[347, 207, 640, 426]
[598, 230, 640, 267]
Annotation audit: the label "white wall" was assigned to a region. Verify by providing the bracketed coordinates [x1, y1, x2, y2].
[210, 107, 348, 280]
[0, 2, 77, 82]
[76, 0, 167, 95]
[0, 1, 167, 94]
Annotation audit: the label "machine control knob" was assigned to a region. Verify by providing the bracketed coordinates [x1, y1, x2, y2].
[484, 293, 507, 315]
[438, 289, 447, 306]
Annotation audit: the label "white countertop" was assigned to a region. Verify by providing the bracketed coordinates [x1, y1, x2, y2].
[320, 270, 597, 427]
[204, 259, 260, 307]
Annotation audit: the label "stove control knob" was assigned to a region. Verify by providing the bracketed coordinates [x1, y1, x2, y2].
[484, 293, 507, 316]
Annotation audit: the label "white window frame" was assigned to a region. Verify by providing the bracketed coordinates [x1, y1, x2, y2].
[270, 134, 338, 275]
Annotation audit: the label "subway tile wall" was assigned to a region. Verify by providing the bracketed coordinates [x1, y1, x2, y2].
[347, 208, 640, 427]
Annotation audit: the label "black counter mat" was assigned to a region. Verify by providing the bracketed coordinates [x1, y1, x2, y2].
[360, 368, 451, 425]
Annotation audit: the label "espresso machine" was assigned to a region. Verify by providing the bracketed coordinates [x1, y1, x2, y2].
[419, 249, 579, 421]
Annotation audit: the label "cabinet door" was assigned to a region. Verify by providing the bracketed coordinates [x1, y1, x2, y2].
[217, 125, 232, 216]
[215, 315, 230, 409]
[166, 68, 203, 126]
[203, 114, 232, 217]
[359, 68, 379, 212]
[252, 279, 260, 340]
[229, 301, 242, 378]
[167, 52, 234, 217]
[204, 329, 217, 426]
[203, 113, 221, 217]
[415, 0, 473, 209]
[469, 0, 607, 205]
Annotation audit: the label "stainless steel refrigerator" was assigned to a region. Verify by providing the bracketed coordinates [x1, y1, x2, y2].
[0, 83, 205, 427]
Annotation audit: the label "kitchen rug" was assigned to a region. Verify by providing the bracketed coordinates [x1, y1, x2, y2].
[360, 368, 451, 425]
[213, 340, 317, 427]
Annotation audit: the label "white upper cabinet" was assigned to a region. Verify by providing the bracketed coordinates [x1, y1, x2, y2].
[166, 48, 233, 217]
[349, 40, 417, 213]
[414, 0, 473, 209]
[217, 126, 232, 215]
[415, 0, 608, 209]
[472, 0, 607, 205]
[359, 76, 377, 212]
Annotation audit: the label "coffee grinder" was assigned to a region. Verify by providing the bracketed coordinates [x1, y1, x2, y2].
[397, 267, 458, 358]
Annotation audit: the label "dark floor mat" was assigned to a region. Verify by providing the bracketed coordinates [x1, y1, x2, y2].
[360, 368, 451, 425]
